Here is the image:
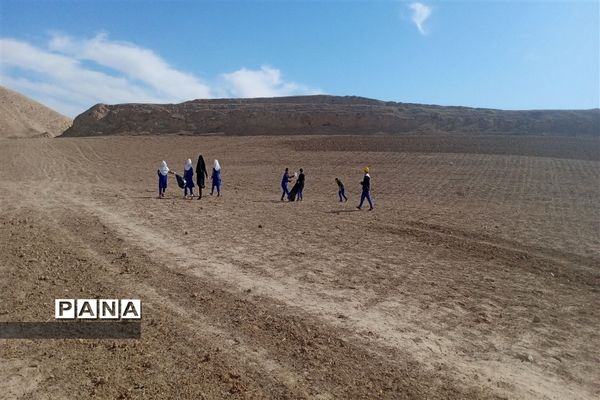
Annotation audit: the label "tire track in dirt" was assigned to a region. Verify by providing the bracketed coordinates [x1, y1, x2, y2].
[0, 197, 500, 399]
[1, 178, 505, 398]
[36, 190, 594, 400]
[67, 212, 493, 400]
[370, 220, 599, 285]
[322, 211, 600, 400]
[0, 209, 305, 399]
[46, 211, 323, 398]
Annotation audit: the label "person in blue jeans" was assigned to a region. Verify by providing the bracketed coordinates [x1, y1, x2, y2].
[210, 159, 221, 196]
[296, 168, 305, 201]
[335, 178, 348, 202]
[280, 168, 292, 201]
[157, 160, 174, 198]
[357, 167, 374, 211]
[183, 158, 195, 198]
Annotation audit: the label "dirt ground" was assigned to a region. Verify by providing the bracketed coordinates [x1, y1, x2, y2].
[0, 134, 598, 400]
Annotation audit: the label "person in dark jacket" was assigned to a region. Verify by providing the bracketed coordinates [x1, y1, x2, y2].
[296, 168, 305, 201]
[183, 158, 195, 198]
[210, 159, 221, 196]
[335, 178, 348, 202]
[280, 168, 292, 201]
[357, 167, 373, 211]
[195, 154, 208, 200]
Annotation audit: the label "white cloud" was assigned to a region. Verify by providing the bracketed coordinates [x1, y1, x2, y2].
[0, 33, 320, 117]
[47, 33, 211, 101]
[409, 2, 432, 35]
[221, 66, 321, 98]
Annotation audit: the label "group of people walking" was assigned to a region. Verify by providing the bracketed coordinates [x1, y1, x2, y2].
[157, 159, 374, 211]
[157, 155, 222, 199]
[334, 167, 374, 210]
[280, 166, 374, 210]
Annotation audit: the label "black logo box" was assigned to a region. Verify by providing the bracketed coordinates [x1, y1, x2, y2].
[0, 321, 141, 339]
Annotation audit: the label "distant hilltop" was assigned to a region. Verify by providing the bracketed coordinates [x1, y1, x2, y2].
[62, 95, 600, 137]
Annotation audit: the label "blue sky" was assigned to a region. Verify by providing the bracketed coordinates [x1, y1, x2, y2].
[1, 0, 598, 117]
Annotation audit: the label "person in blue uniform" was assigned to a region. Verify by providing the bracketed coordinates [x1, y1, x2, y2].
[183, 158, 195, 198]
[281, 168, 292, 201]
[195, 154, 208, 200]
[157, 160, 174, 198]
[210, 159, 221, 196]
[296, 168, 305, 201]
[357, 167, 374, 211]
[335, 178, 348, 202]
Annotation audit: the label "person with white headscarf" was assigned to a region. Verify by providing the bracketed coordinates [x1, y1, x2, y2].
[183, 158, 195, 198]
[157, 160, 174, 198]
[210, 159, 222, 196]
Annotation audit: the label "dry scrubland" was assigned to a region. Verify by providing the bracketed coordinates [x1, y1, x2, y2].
[0, 134, 599, 399]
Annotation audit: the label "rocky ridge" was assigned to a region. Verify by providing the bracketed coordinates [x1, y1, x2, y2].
[62, 95, 599, 137]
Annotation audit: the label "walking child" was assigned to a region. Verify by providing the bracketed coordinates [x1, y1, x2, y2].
[210, 159, 221, 196]
[157, 160, 174, 198]
[183, 158, 195, 198]
[335, 178, 348, 202]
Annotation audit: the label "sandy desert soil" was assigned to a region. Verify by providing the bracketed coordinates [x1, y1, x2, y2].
[0, 86, 71, 139]
[0, 134, 598, 399]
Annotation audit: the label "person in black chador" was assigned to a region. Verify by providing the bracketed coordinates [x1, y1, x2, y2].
[195, 154, 208, 200]
[296, 168, 305, 201]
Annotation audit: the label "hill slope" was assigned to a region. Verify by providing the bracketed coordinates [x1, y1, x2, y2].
[62, 95, 600, 137]
[0, 86, 72, 138]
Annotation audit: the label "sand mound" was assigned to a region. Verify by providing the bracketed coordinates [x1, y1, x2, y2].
[63, 95, 600, 137]
[0, 86, 72, 138]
